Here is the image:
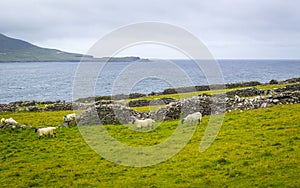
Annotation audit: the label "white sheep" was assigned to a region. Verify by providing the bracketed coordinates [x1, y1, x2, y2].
[181, 112, 202, 126]
[64, 113, 76, 122]
[133, 118, 155, 129]
[63, 113, 76, 126]
[35, 127, 57, 138]
[1, 117, 18, 126]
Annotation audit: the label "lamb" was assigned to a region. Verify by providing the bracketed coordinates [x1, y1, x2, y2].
[132, 117, 155, 129]
[181, 112, 202, 126]
[35, 127, 57, 138]
[1, 117, 18, 126]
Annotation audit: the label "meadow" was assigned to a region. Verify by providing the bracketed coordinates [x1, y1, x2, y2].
[0, 104, 299, 187]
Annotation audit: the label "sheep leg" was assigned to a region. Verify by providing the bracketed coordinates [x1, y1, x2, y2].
[181, 119, 185, 124]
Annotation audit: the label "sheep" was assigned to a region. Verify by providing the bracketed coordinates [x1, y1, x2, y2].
[132, 117, 155, 129]
[1, 117, 18, 126]
[64, 113, 76, 122]
[35, 127, 57, 138]
[181, 112, 202, 126]
[63, 113, 76, 126]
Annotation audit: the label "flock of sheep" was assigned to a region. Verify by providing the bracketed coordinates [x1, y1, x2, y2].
[0, 111, 202, 138]
[132, 111, 202, 129]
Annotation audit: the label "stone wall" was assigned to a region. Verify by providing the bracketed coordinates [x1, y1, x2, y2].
[225, 88, 269, 98]
[128, 98, 178, 107]
[76, 88, 300, 125]
[77, 102, 139, 125]
[149, 90, 300, 122]
[0, 101, 75, 112]
[1, 82, 299, 126]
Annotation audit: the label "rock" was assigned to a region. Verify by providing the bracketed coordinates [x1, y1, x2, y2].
[269, 79, 279, 84]
[26, 106, 39, 112]
[0, 104, 18, 112]
[128, 100, 150, 107]
[128, 98, 178, 107]
[261, 103, 268, 108]
[226, 88, 263, 98]
[77, 102, 139, 125]
[129, 93, 146, 99]
[44, 102, 72, 111]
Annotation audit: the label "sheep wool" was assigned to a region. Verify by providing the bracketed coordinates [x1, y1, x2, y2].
[133, 118, 155, 129]
[64, 113, 76, 122]
[35, 127, 57, 138]
[181, 112, 202, 125]
[1, 117, 18, 125]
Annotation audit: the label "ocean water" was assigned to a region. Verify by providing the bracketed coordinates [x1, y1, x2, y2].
[0, 60, 299, 104]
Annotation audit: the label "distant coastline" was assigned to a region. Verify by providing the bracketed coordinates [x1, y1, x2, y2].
[0, 33, 147, 63]
[0, 56, 147, 63]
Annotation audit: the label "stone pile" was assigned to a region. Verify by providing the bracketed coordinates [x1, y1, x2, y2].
[226, 88, 269, 98]
[0, 101, 76, 112]
[149, 94, 226, 121]
[128, 98, 178, 107]
[0, 104, 18, 112]
[77, 102, 139, 125]
[274, 83, 300, 92]
[227, 91, 300, 112]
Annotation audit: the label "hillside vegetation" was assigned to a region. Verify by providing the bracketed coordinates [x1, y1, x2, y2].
[0, 34, 95, 62]
[0, 33, 142, 62]
[0, 104, 299, 187]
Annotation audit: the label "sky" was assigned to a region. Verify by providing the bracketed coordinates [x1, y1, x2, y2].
[0, 0, 299, 59]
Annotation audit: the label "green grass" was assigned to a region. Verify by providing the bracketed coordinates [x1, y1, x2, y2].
[132, 104, 165, 112]
[0, 104, 299, 187]
[0, 110, 75, 127]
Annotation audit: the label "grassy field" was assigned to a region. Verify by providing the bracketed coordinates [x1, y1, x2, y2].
[0, 104, 299, 187]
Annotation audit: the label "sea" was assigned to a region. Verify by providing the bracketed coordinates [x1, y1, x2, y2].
[0, 59, 299, 104]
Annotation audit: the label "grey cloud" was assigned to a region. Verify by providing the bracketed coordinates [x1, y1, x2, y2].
[0, 0, 299, 58]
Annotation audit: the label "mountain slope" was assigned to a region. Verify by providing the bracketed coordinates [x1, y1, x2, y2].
[0, 33, 96, 62]
[0, 33, 36, 52]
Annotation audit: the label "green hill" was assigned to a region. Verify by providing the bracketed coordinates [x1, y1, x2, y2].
[0, 34, 141, 62]
[0, 33, 96, 62]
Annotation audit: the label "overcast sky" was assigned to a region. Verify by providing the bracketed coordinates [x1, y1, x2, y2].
[1, 0, 299, 59]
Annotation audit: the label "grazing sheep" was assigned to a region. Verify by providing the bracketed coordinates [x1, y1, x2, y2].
[63, 113, 76, 126]
[64, 113, 76, 122]
[1, 117, 18, 126]
[181, 112, 202, 126]
[35, 127, 57, 138]
[132, 117, 155, 129]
